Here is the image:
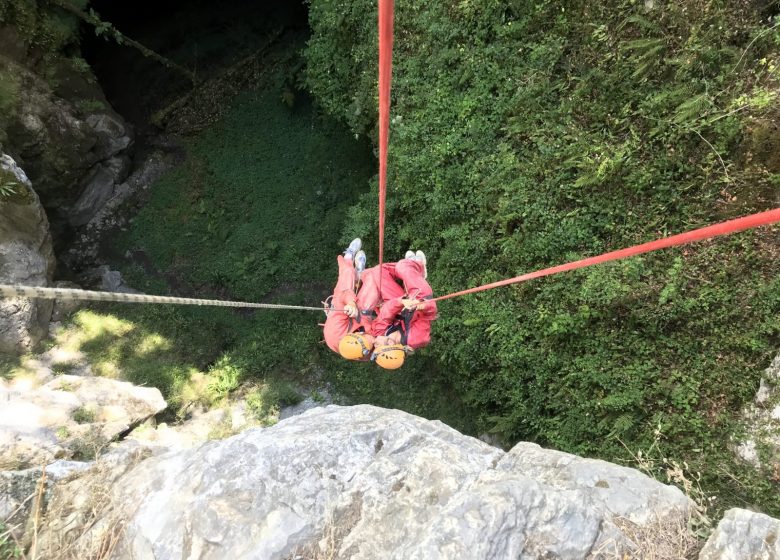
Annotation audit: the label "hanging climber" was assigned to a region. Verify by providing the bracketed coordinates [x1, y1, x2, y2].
[322, 238, 370, 357]
[323, 239, 437, 369]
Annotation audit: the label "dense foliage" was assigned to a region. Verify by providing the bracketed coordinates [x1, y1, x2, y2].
[305, 0, 780, 514]
[0, 0, 87, 57]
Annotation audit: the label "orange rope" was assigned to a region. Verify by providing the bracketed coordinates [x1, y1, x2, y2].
[429, 208, 780, 303]
[377, 0, 394, 290]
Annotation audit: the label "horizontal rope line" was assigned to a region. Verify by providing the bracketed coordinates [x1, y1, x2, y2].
[0, 284, 327, 312]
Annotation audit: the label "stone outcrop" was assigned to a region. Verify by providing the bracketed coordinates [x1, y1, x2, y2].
[36, 405, 695, 559]
[736, 354, 780, 473]
[62, 146, 180, 270]
[68, 155, 132, 227]
[699, 508, 780, 559]
[0, 154, 55, 354]
[0, 375, 166, 470]
[0, 460, 90, 547]
[3, 58, 134, 218]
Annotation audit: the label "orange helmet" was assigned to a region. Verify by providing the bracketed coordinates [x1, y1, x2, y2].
[338, 333, 374, 360]
[372, 344, 406, 370]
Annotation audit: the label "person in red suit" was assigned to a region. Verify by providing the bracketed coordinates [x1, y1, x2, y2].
[322, 240, 436, 369]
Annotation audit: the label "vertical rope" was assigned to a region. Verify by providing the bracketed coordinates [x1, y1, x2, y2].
[378, 0, 394, 288]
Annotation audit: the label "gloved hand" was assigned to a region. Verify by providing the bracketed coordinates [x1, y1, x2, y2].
[344, 301, 358, 317]
[401, 298, 425, 311]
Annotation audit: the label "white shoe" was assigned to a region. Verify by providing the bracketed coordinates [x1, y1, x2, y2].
[344, 238, 362, 260]
[355, 250, 366, 281]
[415, 250, 427, 279]
[404, 250, 415, 260]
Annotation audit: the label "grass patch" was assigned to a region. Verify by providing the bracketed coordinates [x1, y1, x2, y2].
[57, 67, 476, 434]
[72, 406, 96, 424]
[0, 355, 20, 380]
[245, 380, 303, 425]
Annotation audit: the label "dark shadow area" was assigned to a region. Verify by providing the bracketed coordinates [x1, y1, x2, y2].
[81, 0, 308, 127]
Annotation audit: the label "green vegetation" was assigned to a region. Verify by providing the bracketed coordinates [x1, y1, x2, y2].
[245, 381, 303, 424]
[72, 405, 95, 424]
[58, 71, 468, 426]
[55, 426, 71, 439]
[0, 521, 22, 560]
[56, 67, 478, 436]
[305, 0, 780, 515]
[0, 0, 87, 57]
[1, 0, 774, 525]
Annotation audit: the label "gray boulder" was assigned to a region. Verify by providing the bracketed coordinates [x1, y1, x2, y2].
[85, 113, 133, 161]
[68, 155, 132, 226]
[0, 460, 89, 546]
[736, 354, 780, 470]
[0, 154, 55, 354]
[699, 508, 780, 559]
[0, 375, 166, 470]
[1, 59, 133, 225]
[42, 405, 693, 559]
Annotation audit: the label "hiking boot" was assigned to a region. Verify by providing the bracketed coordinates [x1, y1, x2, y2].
[355, 250, 366, 280]
[344, 238, 362, 260]
[404, 250, 415, 260]
[415, 250, 427, 279]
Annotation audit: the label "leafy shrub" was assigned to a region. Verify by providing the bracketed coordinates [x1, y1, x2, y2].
[72, 406, 96, 424]
[305, 0, 780, 515]
[0, 520, 22, 559]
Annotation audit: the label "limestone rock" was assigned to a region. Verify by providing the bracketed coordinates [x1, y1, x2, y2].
[50, 405, 693, 559]
[0, 460, 89, 545]
[62, 148, 179, 270]
[85, 113, 133, 161]
[35, 440, 155, 557]
[699, 508, 780, 559]
[68, 155, 132, 226]
[127, 408, 230, 451]
[0, 154, 55, 354]
[1, 59, 133, 232]
[51, 281, 82, 322]
[0, 375, 166, 470]
[98, 266, 139, 294]
[736, 353, 780, 470]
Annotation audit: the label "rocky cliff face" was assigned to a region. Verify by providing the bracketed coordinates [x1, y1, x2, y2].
[0, 30, 136, 353]
[1, 398, 779, 559]
[36, 406, 695, 559]
[0, 154, 55, 354]
[1, 54, 134, 235]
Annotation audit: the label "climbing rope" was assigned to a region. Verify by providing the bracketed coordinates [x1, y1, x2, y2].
[377, 0, 394, 286]
[428, 208, 780, 304]
[0, 284, 329, 312]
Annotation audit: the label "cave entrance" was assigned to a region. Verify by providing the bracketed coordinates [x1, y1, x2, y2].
[80, 0, 308, 127]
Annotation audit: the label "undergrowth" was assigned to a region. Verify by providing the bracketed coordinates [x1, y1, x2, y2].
[60, 69, 477, 434]
[305, 0, 780, 516]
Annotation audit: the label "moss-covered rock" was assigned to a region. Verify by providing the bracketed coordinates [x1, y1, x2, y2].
[0, 154, 55, 354]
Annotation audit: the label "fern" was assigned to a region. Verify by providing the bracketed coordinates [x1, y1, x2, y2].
[673, 94, 714, 125]
[623, 37, 667, 79]
[0, 181, 18, 199]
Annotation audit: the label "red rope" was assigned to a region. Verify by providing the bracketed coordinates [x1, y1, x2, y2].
[378, 0, 394, 276]
[430, 208, 780, 304]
